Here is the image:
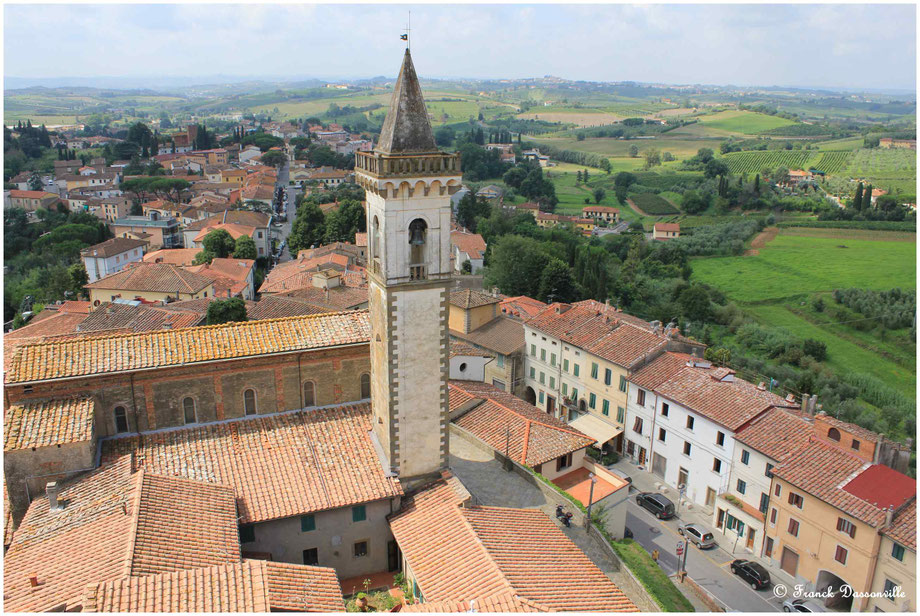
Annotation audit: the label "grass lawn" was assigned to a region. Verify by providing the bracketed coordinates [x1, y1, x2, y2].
[610, 540, 695, 612]
[697, 110, 799, 135]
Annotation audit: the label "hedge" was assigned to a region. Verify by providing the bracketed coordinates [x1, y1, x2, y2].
[777, 220, 916, 232]
[610, 539, 696, 612]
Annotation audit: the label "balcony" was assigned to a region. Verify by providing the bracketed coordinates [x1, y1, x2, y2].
[409, 264, 427, 281]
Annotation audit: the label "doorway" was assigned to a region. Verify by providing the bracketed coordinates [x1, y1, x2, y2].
[546, 395, 556, 416]
[387, 540, 401, 572]
[523, 386, 536, 405]
[678, 467, 689, 492]
[651, 452, 667, 478]
[746, 527, 755, 550]
[638, 447, 647, 465]
[705, 487, 716, 508]
[780, 546, 799, 577]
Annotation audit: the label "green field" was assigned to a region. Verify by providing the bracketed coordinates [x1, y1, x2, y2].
[815, 137, 865, 151]
[630, 192, 680, 215]
[843, 148, 917, 193]
[697, 110, 799, 135]
[532, 136, 718, 160]
[721, 150, 820, 174]
[692, 229, 916, 396]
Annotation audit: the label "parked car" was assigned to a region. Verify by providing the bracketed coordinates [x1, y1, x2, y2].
[678, 523, 716, 549]
[730, 559, 771, 590]
[783, 599, 826, 612]
[635, 492, 676, 520]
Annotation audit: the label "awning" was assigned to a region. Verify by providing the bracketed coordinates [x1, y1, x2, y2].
[568, 413, 623, 446]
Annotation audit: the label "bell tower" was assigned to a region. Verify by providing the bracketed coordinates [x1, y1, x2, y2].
[355, 49, 462, 488]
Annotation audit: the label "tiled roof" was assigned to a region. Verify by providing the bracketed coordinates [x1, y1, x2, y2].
[499, 296, 547, 320]
[586, 322, 668, 369]
[450, 315, 524, 356]
[449, 340, 494, 358]
[6, 310, 370, 384]
[73, 302, 204, 335]
[654, 223, 680, 232]
[3, 459, 240, 612]
[450, 381, 594, 467]
[81, 560, 344, 612]
[815, 412, 880, 443]
[193, 222, 256, 243]
[9, 190, 56, 199]
[401, 593, 550, 612]
[247, 295, 330, 321]
[450, 230, 487, 260]
[884, 500, 917, 551]
[84, 263, 214, 293]
[450, 289, 500, 309]
[627, 352, 692, 390]
[630, 353, 791, 430]
[274, 285, 369, 311]
[184, 210, 269, 231]
[772, 439, 914, 527]
[101, 403, 402, 524]
[734, 407, 811, 462]
[80, 237, 148, 258]
[389, 477, 636, 612]
[583, 206, 620, 214]
[4, 396, 95, 451]
[142, 248, 200, 265]
[259, 254, 354, 293]
[354, 232, 367, 246]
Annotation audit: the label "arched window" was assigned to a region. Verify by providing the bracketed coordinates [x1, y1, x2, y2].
[114, 406, 128, 433]
[244, 389, 257, 415]
[183, 397, 197, 424]
[408, 218, 428, 280]
[304, 381, 315, 407]
[360, 373, 371, 399]
[827, 427, 841, 442]
[371, 216, 380, 260]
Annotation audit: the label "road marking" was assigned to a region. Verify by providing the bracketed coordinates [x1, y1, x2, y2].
[718, 559, 734, 567]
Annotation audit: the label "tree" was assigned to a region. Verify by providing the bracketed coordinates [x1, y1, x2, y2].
[803, 338, 827, 361]
[599, 158, 612, 174]
[483, 235, 550, 298]
[323, 199, 366, 243]
[260, 150, 287, 168]
[288, 200, 327, 254]
[864, 184, 873, 210]
[681, 190, 710, 215]
[576, 170, 582, 183]
[68, 262, 88, 295]
[643, 148, 661, 169]
[583, 169, 589, 184]
[434, 126, 455, 146]
[592, 187, 606, 204]
[233, 235, 257, 259]
[661, 151, 675, 162]
[538, 258, 579, 303]
[678, 285, 712, 322]
[202, 228, 237, 259]
[853, 182, 864, 211]
[754, 173, 761, 194]
[27, 172, 43, 191]
[129, 201, 143, 216]
[628, 145, 639, 158]
[456, 192, 491, 230]
[461, 260, 472, 274]
[206, 297, 248, 325]
[771, 166, 790, 186]
[704, 158, 730, 179]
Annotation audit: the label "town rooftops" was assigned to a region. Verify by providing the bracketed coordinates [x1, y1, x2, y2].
[499, 295, 547, 320]
[884, 499, 917, 551]
[84, 262, 215, 294]
[449, 380, 594, 467]
[4, 396, 95, 451]
[449, 340, 494, 358]
[450, 230, 487, 260]
[112, 216, 179, 228]
[772, 438, 916, 527]
[583, 206, 620, 214]
[375, 49, 439, 155]
[100, 403, 402, 524]
[3, 458, 240, 612]
[734, 407, 811, 463]
[184, 210, 270, 231]
[450, 288, 501, 309]
[401, 593, 550, 612]
[142, 247, 201, 266]
[9, 189, 57, 199]
[388, 476, 636, 612]
[81, 560, 345, 612]
[80, 237, 148, 259]
[6, 310, 371, 384]
[450, 315, 524, 356]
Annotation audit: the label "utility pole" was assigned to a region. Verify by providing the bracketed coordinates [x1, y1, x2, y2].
[585, 473, 598, 530]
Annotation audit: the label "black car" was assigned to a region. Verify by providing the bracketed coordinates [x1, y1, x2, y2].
[635, 492, 676, 519]
[730, 559, 771, 590]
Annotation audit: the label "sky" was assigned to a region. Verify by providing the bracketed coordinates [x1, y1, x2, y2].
[3, 3, 917, 91]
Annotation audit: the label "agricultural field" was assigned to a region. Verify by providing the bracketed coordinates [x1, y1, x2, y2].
[815, 137, 865, 151]
[696, 110, 799, 135]
[721, 150, 820, 174]
[811, 151, 852, 174]
[629, 192, 680, 215]
[842, 148, 917, 193]
[692, 228, 916, 396]
[517, 110, 623, 127]
[531, 135, 716, 160]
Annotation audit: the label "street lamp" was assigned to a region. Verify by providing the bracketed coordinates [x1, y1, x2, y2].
[585, 472, 598, 530]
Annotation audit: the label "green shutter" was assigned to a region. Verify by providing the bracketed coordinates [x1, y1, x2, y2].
[602, 399, 610, 415]
[301, 514, 316, 532]
[352, 505, 366, 522]
[574, 364, 580, 377]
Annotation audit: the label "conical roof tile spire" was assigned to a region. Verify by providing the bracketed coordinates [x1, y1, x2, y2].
[376, 49, 438, 155]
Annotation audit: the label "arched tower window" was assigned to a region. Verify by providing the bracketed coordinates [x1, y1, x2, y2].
[183, 397, 197, 424]
[371, 216, 380, 260]
[113, 406, 128, 433]
[360, 373, 371, 399]
[408, 218, 428, 281]
[243, 389, 257, 415]
[827, 427, 841, 441]
[303, 381, 316, 407]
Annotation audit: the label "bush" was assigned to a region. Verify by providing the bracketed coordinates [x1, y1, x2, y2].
[803, 338, 827, 361]
[610, 540, 695, 612]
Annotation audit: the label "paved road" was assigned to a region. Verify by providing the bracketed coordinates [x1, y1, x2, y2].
[274, 160, 297, 263]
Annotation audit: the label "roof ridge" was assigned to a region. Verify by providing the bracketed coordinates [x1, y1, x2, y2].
[520, 420, 532, 465]
[122, 468, 145, 578]
[478, 395, 590, 440]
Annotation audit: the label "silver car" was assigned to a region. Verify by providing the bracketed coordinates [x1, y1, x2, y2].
[678, 523, 716, 549]
[783, 599, 826, 612]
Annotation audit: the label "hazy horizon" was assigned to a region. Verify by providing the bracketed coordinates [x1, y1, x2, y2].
[4, 4, 917, 91]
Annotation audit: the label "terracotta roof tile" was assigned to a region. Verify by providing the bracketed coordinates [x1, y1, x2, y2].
[80, 237, 148, 259]
[449, 340, 494, 358]
[142, 248, 200, 266]
[100, 403, 402, 524]
[449, 381, 593, 467]
[450, 289, 501, 309]
[449, 315, 524, 356]
[401, 593, 550, 612]
[6, 311, 370, 384]
[72, 302, 204, 335]
[884, 500, 917, 551]
[499, 296, 547, 320]
[450, 231, 487, 260]
[734, 407, 812, 462]
[4, 396, 95, 451]
[247, 295, 331, 320]
[84, 263, 214, 294]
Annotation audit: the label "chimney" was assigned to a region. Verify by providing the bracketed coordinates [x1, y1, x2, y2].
[46, 482, 62, 511]
[757, 382, 766, 391]
[808, 395, 817, 415]
[885, 507, 894, 527]
[28, 574, 39, 588]
[800, 394, 811, 414]
[491, 287, 499, 298]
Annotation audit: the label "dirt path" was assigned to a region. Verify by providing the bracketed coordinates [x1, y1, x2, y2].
[625, 198, 648, 217]
[744, 226, 780, 256]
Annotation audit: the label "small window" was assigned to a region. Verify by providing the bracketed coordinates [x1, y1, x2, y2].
[460, 362, 468, 373]
[539, 391, 544, 404]
[539, 372, 545, 384]
[354, 541, 369, 558]
[239, 525, 255, 543]
[530, 344, 536, 356]
[604, 368, 612, 386]
[759, 493, 769, 514]
[541, 349, 546, 361]
[530, 367, 536, 379]
[602, 399, 610, 416]
[712, 458, 722, 473]
[304, 381, 315, 407]
[658, 428, 666, 442]
[788, 518, 800, 537]
[834, 545, 848, 565]
[563, 358, 569, 372]
[828, 427, 841, 441]
[637, 389, 646, 406]
[113, 406, 130, 433]
[716, 431, 725, 446]
[616, 406, 624, 423]
[556, 453, 573, 471]
[633, 417, 643, 435]
[618, 375, 627, 392]
[243, 389, 257, 415]
[737, 479, 747, 494]
[788, 492, 804, 509]
[741, 449, 750, 465]
[774, 483, 782, 497]
[892, 543, 905, 562]
[352, 505, 367, 522]
[883, 579, 899, 600]
[549, 376, 555, 389]
[770, 508, 777, 525]
[303, 548, 319, 565]
[573, 364, 580, 377]
[661, 403, 669, 417]
[686, 415, 695, 430]
[550, 353, 556, 367]
[301, 514, 316, 532]
[182, 397, 196, 424]
[589, 393, 596, 409]
[851, 439, 860, 451]
[837, 517, 857, 539]
[591, 362, 599, 379]
[765, 463, 774, 478]
[683, 441, 692, 456]
[360, 373, 371, 398]
[496, 355, 504, 368]
[562, 383, 568, 396]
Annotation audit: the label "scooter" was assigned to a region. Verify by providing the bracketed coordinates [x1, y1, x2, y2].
[555, 504, 573, 528]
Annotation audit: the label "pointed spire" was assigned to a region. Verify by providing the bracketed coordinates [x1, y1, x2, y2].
[376, 49, 438, 155]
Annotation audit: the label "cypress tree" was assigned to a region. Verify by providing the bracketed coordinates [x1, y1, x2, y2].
[865, 184, 873, 209]
[853, 182, 864, 211]
[576, 170, 582, 183]
[754, 174, 760, 193]
[583, 169, 589, 183]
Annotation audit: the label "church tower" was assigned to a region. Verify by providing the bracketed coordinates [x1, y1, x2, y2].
[355, 49, 462, 488]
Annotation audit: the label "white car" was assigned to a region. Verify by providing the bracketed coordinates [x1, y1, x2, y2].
[783, 599, 826, 612]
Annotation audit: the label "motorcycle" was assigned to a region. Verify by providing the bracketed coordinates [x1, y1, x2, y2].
[555, 504, 573, 528]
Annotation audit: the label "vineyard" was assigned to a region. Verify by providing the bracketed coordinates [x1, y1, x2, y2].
[630, 192, 680, 215]
[721, 150, 819, 174]
[812, 151, 852, 174]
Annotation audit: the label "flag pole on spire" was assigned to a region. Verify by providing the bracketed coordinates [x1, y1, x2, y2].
[400, 10, 410, 49]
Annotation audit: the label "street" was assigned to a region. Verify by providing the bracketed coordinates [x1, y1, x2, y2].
[624, 487, 783, 612]
[274, 160, 297, 263]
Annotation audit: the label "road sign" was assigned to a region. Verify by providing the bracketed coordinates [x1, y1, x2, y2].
[676, 543, 684, 556]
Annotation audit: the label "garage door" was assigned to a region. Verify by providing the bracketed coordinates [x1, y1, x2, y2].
[652, 452, 667, 478]
[781, 546, 799, 577]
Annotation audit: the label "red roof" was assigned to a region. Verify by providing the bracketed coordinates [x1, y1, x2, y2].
[654, 223, 680, 232]
[842, 464, 917, 510]
[9, 190, 56, 199]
